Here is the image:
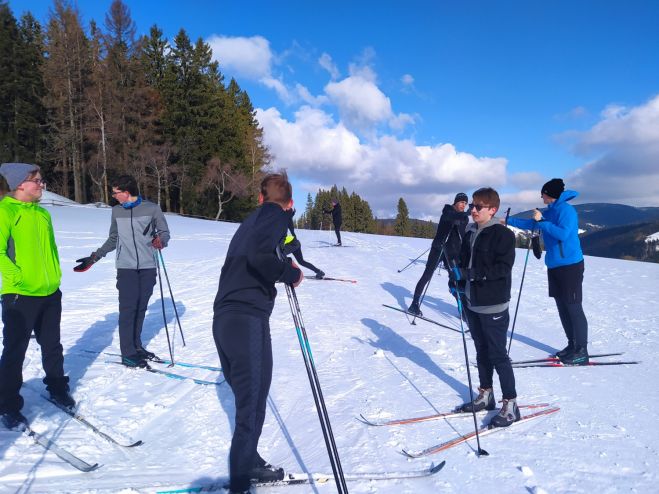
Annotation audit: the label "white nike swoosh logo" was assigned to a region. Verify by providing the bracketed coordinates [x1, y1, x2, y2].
[492, 316, 503, 320]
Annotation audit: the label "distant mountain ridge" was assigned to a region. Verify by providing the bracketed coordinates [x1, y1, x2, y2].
[512, 203, 659, 231]
[512, 203, 659, 263]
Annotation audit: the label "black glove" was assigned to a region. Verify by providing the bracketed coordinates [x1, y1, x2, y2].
[73, 254, 98, 272]
[449, 266, 472, 281]
[532, 235, 542, 259]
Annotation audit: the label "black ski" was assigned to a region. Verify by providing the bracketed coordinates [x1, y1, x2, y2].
[512, 360, 639, 368]
[15, 423, 100, 472]
[308, 277, 357, 284]
[42, 395, 143, 448]
[155, 461, 446, 493]
[106, 360, 224, 386]
[82, 349, 222, 372]
[511, 352, 624, 365]
[382, 304, 462, 334]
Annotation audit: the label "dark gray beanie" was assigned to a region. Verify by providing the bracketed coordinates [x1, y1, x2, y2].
[454, 192, 468, 204]
[0, 163, 40, 190]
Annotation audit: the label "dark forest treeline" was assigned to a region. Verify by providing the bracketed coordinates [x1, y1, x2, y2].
[0, 0, 269, 220]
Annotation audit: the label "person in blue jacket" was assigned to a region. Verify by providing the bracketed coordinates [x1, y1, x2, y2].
[507, 178, 589, 365]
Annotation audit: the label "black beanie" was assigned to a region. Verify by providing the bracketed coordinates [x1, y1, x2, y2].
[454, 192, 468, 204]
[541, 178, 564, 199]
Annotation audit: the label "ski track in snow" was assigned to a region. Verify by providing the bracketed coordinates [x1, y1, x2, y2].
[0, 203, 658, 493]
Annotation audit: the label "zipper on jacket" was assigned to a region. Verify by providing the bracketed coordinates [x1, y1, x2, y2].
[130, 208, 140, 269]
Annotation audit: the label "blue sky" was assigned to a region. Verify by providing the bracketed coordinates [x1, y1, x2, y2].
[9, 0, 659, 218]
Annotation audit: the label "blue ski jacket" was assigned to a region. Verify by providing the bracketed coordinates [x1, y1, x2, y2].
[508, 190, 583, 269]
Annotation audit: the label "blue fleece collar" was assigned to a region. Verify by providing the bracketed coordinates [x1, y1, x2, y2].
[121, 195, 142, 209]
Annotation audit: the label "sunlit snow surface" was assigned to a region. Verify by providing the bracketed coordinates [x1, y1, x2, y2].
[1, 198, 658, 493]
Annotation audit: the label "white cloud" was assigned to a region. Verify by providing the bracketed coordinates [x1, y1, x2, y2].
[401, 74, 414, 86]
[206, 35, 273, 80]
[565, 94, 659, 206]
[325, 75, 393, 129]
[318, 53, 340, 80]
[261, 77, 293, 104]
[295, 83, 328, 107]
[256, 105, 508, 218]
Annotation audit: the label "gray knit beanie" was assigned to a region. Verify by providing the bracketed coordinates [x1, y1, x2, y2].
[0, 163, 40, 190]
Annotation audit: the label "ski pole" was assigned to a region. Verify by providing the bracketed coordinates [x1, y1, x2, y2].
[411, 243, 445, 326]
[412, 223, 456, 324]
[154, 251, 175, 366]
[145, 220, 186, 347]
[397, 247, 430, 273]
[277, 247, 349, 493]
[507, 229, 534, 355]
[449, 261, 489, 457]
[156, 248, 186, 346]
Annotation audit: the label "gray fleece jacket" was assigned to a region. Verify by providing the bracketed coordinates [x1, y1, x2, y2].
[94, 199, 170, 270]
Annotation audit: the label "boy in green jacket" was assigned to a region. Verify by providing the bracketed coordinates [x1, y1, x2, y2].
[0, 163, 74, 430]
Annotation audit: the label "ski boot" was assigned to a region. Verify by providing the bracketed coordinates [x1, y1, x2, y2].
[489, 398, 521, 428]
[457, 387, 495, 413]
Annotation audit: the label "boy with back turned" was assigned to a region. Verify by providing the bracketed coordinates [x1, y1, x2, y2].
[213, 171, 303, 494]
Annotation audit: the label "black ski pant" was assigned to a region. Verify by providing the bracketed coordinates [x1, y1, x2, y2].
[334, 224, 342, 244]
[213, 311, 273, 492]
[412, 246, 451, 305]
[116, 269, 157, 357]
[292, 247, 322, 275]
[0, 290, 68, 413]
[555, 299, 588, 350]
[465, 307, 517, 400]
[548, 260, 588, 350]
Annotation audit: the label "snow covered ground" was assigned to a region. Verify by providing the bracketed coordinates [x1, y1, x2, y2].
[1, 199, 658, 493]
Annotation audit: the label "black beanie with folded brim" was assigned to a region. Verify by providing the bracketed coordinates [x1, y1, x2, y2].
[541, 178, 565, 199]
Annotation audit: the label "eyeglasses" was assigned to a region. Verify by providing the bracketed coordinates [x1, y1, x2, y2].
[23, 178, 45, 186]
[111, 190, 127, 196]
[469, 203, 491, 212]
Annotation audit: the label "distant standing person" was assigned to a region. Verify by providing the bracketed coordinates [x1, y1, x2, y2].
[284, 213, 325, 279]
[73, 175, 170, 369]
[507, 178, 589, 365]
[408, 193, 470, 316]
[451, 187, 520, 427]
[213, 172, 303, 494]
[0, 163, 75, 430]
[323, 200, 342, 246]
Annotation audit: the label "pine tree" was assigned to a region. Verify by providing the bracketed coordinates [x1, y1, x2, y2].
[43, 0, 90, 201]
[394, 197, 411, 237]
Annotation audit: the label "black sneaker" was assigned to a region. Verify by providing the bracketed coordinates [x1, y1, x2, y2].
[49, 390, 76, 410]
[1, 411, 28, 430]
[560, 347, 589, 366]
[555, 344, 573, 359]
[457, 387, 496, 413]
[122, 355, 151, 369]
[315, 270, 325, 279]
[407, 302, 422, 317]
[250, 464, 284, 483]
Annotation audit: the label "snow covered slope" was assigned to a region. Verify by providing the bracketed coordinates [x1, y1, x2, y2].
[1, 203, 658, 493]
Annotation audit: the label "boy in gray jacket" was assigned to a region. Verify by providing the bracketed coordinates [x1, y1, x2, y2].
[74, 175, 170, 368]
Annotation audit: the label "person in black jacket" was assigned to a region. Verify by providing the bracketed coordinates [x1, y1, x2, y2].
[450, 187, 520, 428]
[408, 193, 470, 316]
[323, 200, 342, 245]
[283, 214, 325, 279]
[212, 172, 303, 494]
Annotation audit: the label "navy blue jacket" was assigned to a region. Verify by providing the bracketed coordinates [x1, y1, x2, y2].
[214, 203, 301, 316]
[431, 204, 470, 263]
